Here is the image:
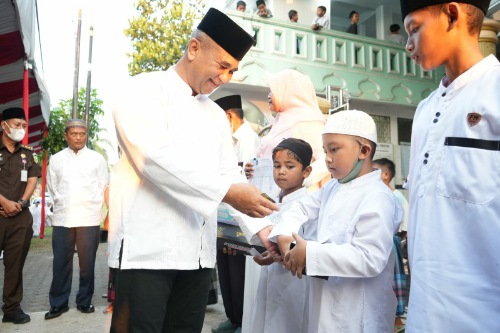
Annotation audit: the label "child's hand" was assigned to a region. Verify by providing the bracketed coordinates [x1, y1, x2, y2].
[244, 162, 254, 179]
[284, 232, 307, 279]
[253, 251, 274, 266]
[277, 235, 294, 262]
[257, 226, 282, 263]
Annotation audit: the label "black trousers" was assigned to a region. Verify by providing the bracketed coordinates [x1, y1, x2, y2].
[0, 211, 32, 314]
[216, 249, 246, 327]
[110, 267, 213, 333]
[49, 226, 100, 308]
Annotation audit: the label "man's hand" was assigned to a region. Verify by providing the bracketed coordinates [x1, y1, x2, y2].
[0, 200, 22, 217]
[244, 161, 255, 179]
[283, 233, 307, 279]
[257, 226, 282, 263]
[223, 183, 278, 218]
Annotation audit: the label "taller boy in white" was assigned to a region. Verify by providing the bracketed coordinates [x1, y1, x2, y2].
[400, 0, 500, 331]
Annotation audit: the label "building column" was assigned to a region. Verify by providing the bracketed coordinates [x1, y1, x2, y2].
[479, 18, 500, 57]
[375, 5, 392, 40]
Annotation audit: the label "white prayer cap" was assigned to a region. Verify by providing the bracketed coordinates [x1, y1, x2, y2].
[323, 110, 377, 144]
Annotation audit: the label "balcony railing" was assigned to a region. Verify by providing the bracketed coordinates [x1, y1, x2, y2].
[227, 11, 445, 107]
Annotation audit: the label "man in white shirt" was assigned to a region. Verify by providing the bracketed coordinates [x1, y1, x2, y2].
[311, 6, 330, 31]
[216, 95, 260, 169]
[108, 8, 278, 333]
[212, 95, 260, 333]
[45, 119, 109, 320]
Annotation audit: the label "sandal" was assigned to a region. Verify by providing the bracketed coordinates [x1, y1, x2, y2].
[394, 325, 405, 333]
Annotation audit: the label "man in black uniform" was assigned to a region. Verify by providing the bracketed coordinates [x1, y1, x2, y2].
[0, 107, 41, 324]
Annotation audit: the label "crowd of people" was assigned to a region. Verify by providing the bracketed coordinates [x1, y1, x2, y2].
[234, 0, 408, 40]
[0, 0, 499, 332]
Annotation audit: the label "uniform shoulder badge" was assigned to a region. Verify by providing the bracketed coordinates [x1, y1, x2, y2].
[33, 153, 39, 163]
[20, 144, 33, 151]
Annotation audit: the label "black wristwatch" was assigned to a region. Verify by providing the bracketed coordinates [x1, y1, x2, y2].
[18, 200, 30, 209]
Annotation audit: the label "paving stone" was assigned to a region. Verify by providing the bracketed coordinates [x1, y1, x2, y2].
[0, 239, 226, 333]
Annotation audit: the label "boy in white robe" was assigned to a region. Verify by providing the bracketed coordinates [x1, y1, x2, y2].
[250, 138, 315, 333]
[270, 110, 402, 333]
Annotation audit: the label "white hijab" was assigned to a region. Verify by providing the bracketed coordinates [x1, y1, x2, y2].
[257, 69, 325, 158]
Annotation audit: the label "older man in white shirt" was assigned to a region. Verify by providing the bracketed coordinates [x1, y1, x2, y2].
[108, 8, 278, 333]
[45, 119, 109, 320]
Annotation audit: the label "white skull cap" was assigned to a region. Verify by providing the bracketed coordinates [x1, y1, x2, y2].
[322, 110, 377, 144]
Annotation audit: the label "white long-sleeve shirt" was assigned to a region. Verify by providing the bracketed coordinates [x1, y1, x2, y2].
[269, 170, 401, 333]
[232, 121, 260, 165]
[108, 68, 270, 270]
[405, 55, 500, 333]
[47, 147, 109, 228]
[251, 187, 312, 333]
[312, 15, 330, 29]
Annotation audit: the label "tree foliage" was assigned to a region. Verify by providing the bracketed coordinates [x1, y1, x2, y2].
[125, 0, 205, 76]
[41, 88, 107, 156]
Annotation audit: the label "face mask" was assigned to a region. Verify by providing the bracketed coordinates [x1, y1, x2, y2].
[4, 122, 26, 142]
[338, 158, 364, 184]
[338, 143, 365, 184]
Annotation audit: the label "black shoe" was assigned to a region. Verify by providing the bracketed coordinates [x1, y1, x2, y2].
[77, 304, 95, 313]
[44, 306, 69, 320]
[2, 310, 31, 324]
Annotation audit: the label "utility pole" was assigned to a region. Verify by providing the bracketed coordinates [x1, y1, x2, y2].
[85, 25, 94, 146]
[72, 8, 82, 119]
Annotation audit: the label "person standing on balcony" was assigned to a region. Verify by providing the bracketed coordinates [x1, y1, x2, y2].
[311, 6, 329, 31]
[108, 8, 278, 333]
[289, 10, 300, 53]
[386, 23, 406, 45]
[236, 1, 246, 12]
[45, 119, 109, 320]
[400, 0, 500, 332]
[0, 107, 41, 325]
[346, 10, 359, 34]
[255, 0, 273, 18]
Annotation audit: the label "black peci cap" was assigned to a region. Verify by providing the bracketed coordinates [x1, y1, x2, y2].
[275, 138, 313, 167]
[215, 95, 242, 111]
[1, 107, 26, 121]
[197, 8, 256, 61]
[256, 0, 265, 6]
[400, 0, 490, 19]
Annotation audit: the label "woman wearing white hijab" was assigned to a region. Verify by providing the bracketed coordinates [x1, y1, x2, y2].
[257, 69, 325, 160]
[245, 69, 329, 195]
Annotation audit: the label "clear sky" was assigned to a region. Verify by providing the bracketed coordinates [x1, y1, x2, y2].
[36, 0, 224, 163]
[37, 0, 137, 163]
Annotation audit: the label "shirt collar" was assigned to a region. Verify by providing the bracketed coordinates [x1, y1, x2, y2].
[280, 187, 307, 204]
[168, 67, 193, 97]
[0, 136, 21, 153]
[340, 169, 382, 189]
[66, 146, 87, 156]
[232, 122, 248, 141]
[439, 55, 499, 93]
[168, 67, 211, 102]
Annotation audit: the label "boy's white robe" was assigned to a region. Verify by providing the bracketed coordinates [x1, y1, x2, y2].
[270, 170, 402, 333]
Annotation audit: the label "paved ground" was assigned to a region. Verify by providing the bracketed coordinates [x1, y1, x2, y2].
[0, 240, 226, 333]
